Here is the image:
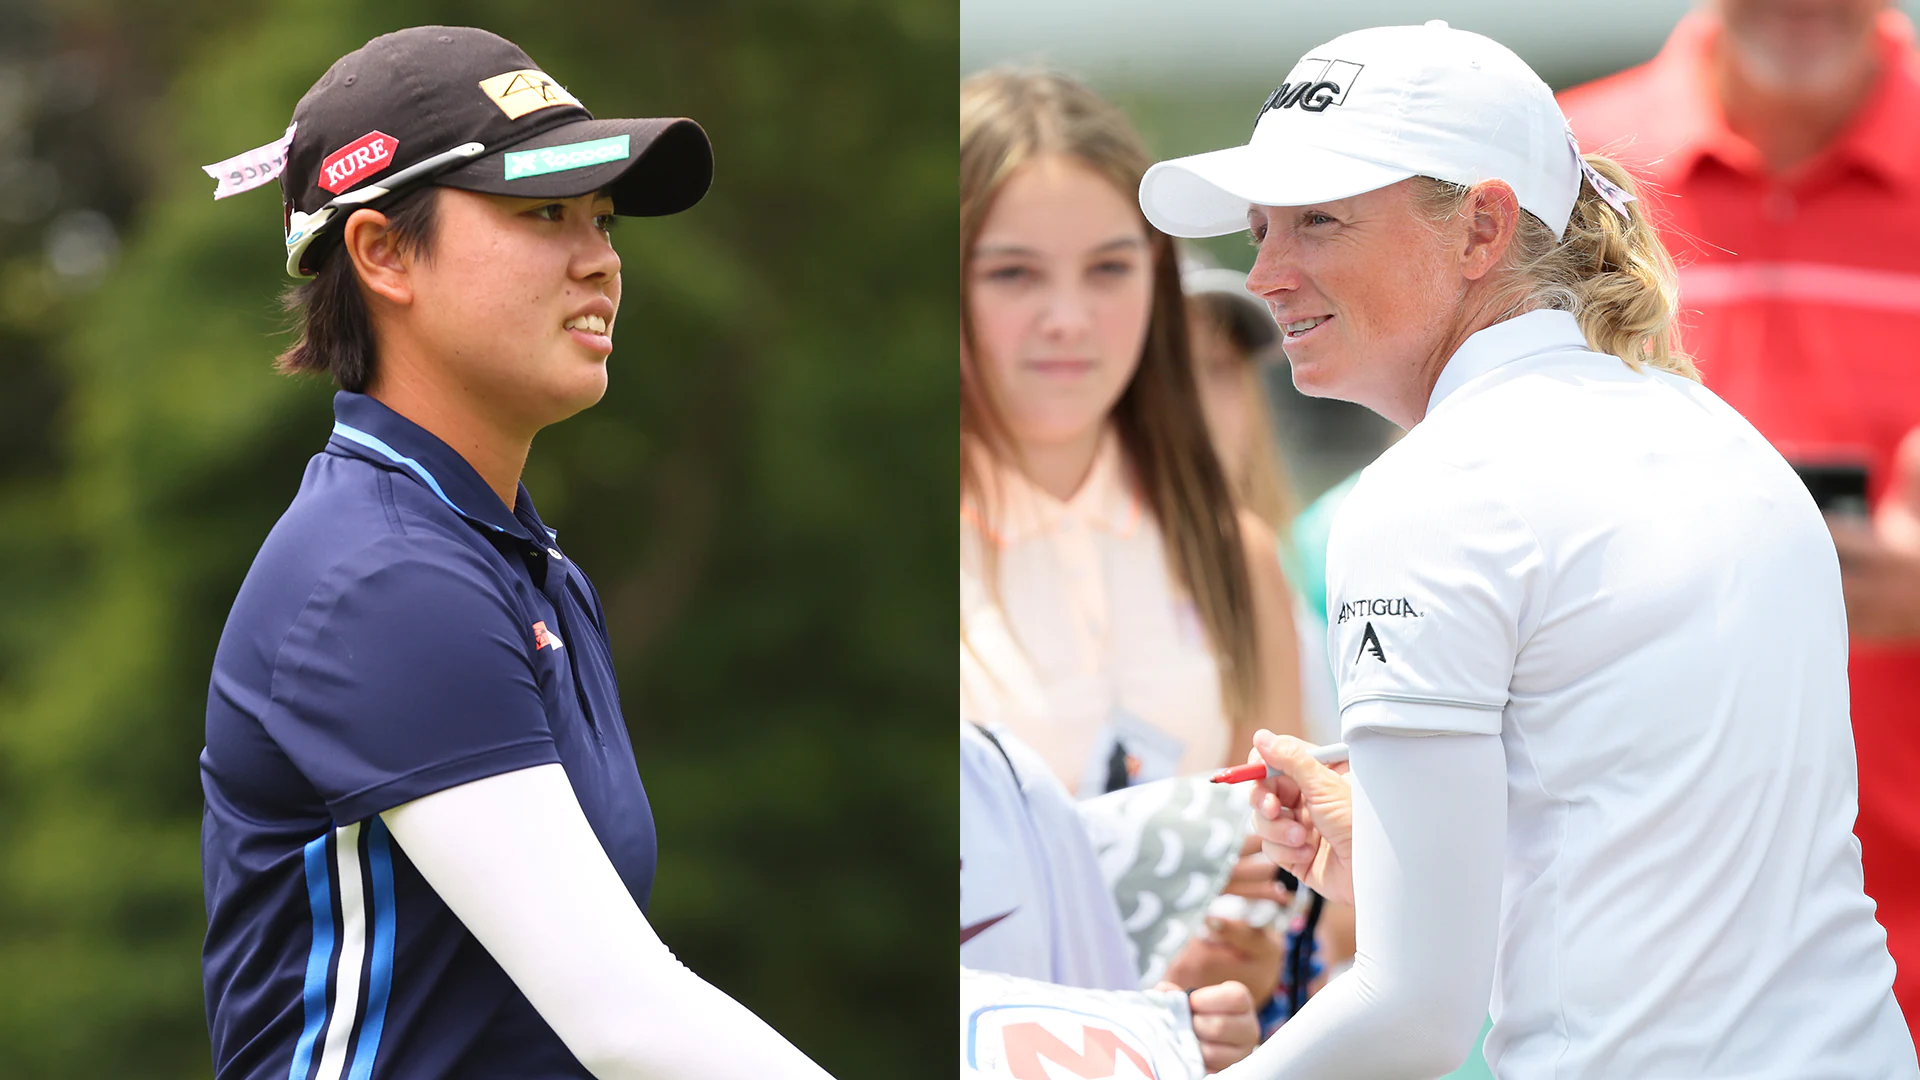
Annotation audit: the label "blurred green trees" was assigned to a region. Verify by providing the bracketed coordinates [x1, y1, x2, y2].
[0, 0, 953, 1076]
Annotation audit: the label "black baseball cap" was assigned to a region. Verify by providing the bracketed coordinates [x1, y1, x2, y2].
[279, 26, 712, 277]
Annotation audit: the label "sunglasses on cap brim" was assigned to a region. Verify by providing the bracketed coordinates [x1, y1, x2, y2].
[283, 141, 486, 279]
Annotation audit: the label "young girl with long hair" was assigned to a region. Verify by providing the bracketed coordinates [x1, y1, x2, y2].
[959, 68, 1304, 797]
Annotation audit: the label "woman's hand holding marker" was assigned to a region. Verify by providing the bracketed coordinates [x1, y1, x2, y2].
[1246, 730, 1355, 907]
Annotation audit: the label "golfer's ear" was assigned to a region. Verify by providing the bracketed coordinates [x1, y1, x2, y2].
[343, 207, 413, 306]
[1460, 180, 1522, 282]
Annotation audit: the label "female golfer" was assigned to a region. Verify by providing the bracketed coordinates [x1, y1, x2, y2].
[1138, 21, 1919, 1079]
[960, 69, 1304, 799]
[199, 27, 833, 1080]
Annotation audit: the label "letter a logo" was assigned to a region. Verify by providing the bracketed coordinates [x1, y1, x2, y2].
[1355, 621, 1386, 664]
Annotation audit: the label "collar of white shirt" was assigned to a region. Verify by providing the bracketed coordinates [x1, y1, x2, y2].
[963, 427, 1141, 547]
[1426, 309, 1590, 416]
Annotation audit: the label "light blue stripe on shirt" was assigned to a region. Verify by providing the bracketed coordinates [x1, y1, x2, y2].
[289, 833, 336, 1080]
[330, 421, 501, 532]
[347, 817, 397, 1080]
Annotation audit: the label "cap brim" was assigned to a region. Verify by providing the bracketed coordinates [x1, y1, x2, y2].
[1140, 142, 1415, 238]
[438, 116, 712, 216]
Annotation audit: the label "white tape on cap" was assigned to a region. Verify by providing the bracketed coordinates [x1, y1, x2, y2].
[203, 122, 297, 200]
[1565, 126, 1635, 220]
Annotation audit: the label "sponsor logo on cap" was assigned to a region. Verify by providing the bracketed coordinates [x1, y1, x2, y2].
[1257, 57, 1364, 118]
[318, 130, 398, 194]
[503, 135, 631, 181]
[478, 69, 582, 120]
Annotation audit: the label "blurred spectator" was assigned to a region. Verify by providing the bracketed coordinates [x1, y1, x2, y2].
[1183, 262, 1342, 747]
[959, 68, 1304, 800]
[1164, 883, 1289, 1040]
[961, 720, 1136, 988]
[960, 720, 1261, 1071]
[1563, 0, 1920, 1030]
[1285, 473, 1359, 747]
[1181, 263, 1357, 1028]
[1184, 263, 1295, 533]
[1164, 892, 1285, 1011]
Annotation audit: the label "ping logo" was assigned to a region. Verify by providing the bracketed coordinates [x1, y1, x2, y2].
[532, 620, 565, 652]
[966, 1005, 1159, 1079]
[318, 131, 397, 194]
[478, 69, 582, 120]
[1257, 57, 1364, 118]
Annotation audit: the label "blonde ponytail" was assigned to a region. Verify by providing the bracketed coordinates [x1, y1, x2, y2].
[1414, 157, 1696, 381]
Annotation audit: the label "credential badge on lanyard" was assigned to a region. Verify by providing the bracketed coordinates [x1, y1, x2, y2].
[1080, 707, 1185, 798]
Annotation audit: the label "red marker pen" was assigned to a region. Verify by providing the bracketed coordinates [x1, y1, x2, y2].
[1210, 741, 1349, 784]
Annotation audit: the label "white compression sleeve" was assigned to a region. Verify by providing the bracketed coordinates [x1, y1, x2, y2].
[380, 763, 835, 1080]
[1217, 705, 1506, 1079]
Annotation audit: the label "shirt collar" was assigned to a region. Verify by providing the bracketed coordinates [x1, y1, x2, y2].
[962, 428, 1141, 547]
[1648, 9, 1920, 191]
[1828, 13, 1920, 191]
[1426, 309, 1590, 416]
[327, 391, 538, 542]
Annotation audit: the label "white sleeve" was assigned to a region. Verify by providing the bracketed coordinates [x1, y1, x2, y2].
[1216, 708, 1505, 1080]
[1327, 461, 1545, 728]
[380, 763, 835, 1080]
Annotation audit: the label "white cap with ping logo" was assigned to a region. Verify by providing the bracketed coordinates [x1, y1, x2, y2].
[1139, 21, 1585, 240]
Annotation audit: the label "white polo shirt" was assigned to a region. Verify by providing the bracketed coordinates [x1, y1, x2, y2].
[1326, 311, 1916, 1078]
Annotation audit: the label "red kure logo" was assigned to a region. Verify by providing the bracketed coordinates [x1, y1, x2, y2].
[318, 131, 398, 193]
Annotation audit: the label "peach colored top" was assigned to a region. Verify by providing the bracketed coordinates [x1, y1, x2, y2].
[960, 431, 1228, 796]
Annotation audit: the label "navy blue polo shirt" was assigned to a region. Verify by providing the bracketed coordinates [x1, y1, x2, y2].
[201, 392, 653, 1080]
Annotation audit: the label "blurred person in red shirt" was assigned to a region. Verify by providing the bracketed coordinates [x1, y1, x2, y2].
[1563, 0, 1920, 1030]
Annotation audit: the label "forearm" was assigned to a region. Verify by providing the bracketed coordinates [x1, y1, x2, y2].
[383, 764, 833, 1080]
[1219, 718, 1505, 1079]
[563, 964, 830, 1080]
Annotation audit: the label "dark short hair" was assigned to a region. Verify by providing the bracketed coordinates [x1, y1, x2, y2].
[276, 186, 441, 392]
